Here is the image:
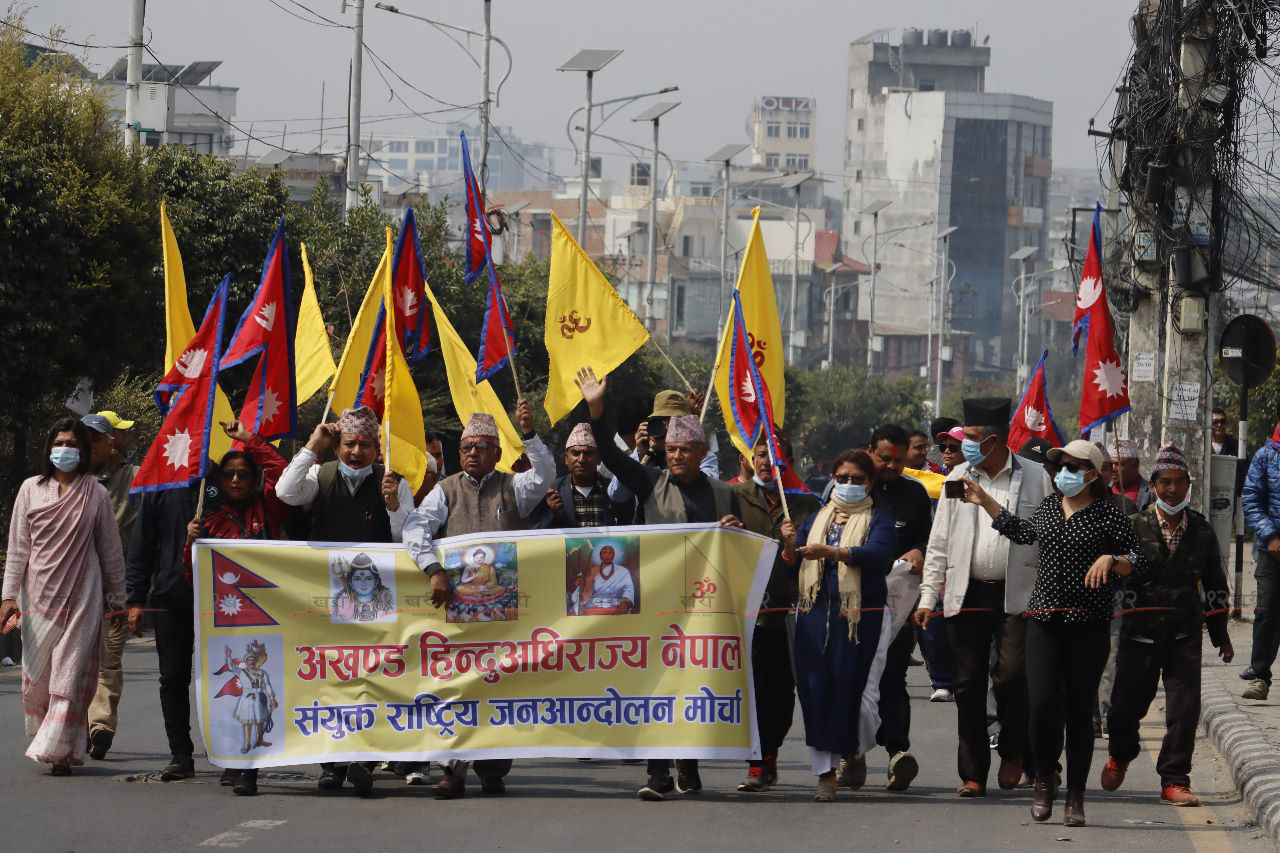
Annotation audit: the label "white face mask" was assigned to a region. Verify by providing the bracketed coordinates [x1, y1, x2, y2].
[337, 459, 373, 485]
[1155, 489, 1192, 515]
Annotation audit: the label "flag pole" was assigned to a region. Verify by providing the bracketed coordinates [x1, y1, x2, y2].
[699, 323, 728, 425]
[647, 338, 693, 392]
[765, 441, 791, 521]
[499, 323, 524, 401]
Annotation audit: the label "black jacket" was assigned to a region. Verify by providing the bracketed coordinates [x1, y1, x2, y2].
[529, 473, 633, 529]
[126, 479, 221, 604]
[1123, 506, 1230, 647]
[732, 480, 820, 618]
[875, 474, 933, 557]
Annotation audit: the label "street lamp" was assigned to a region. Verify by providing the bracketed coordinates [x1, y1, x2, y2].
[861, 200, 893, 369]
[557, 49, 623, 246]
[774, 171, 820, 365]
[934, 225, 959, 413]
[1010, 245, 1039, 387]
[632, 102, 679, 340]
[706, 143, 749, 335]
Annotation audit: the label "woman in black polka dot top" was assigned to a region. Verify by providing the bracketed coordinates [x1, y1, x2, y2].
[962, 439, 1144, 829]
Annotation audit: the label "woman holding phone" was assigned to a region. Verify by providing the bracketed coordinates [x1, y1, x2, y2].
[961, 439, 1143, 827]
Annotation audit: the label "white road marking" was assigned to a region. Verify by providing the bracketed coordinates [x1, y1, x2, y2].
[198, 820, 288, 848]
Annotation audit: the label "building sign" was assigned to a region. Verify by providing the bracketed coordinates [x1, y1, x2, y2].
[759, 96, 812, 112]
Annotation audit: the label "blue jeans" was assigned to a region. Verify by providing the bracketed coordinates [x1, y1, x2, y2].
[919, 602, 953, 690]
[1250, 550, 1280, 682]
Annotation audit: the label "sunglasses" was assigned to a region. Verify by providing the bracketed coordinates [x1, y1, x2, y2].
[1212, 419, 1226, 426]
[460, 441, 494, 454]
[1061, 461, 1094, 474]
[832, 473, 868, 484]
[937, 442, 962, 453]
[221, 469, 254, 481]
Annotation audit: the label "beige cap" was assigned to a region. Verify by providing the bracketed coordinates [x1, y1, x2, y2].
[1047, 438, 1104, 470]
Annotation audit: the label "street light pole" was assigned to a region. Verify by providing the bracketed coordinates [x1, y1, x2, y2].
[123, 0, 144, 151]
[861, 200, 892, 370]
[705, 144, 748, 337]
[1009, 246, 1039, 388]
[558, 50, 623, 247]
[345, 0, 366, 214]
[479, 0, 491, 192]
[933, 226, 959, 410]
[633, 103, 680, 338]
[935, 249, 955, 414]
[790, 185, 801, 365]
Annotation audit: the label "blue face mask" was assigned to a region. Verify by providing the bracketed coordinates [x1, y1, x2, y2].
[831, 482, 868, 505]
[337, 459, 372, 484]
[1054, 468, 1089, 498]
[961, 437, 989, 467]
[49, 447, 80, 472]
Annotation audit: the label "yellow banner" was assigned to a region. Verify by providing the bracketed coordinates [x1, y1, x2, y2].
[193, 525, 776, 767]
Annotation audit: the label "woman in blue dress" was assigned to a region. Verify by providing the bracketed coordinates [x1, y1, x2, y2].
[793, 448, 897, 801]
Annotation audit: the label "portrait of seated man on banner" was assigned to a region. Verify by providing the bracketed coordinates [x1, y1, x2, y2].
[329, 551, 397, 624]
[443, 542, 520, 623]
[566, 537, 641, 616]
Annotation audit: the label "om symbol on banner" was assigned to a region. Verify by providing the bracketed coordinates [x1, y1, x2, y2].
[747, 333, 768, 368]
[558, 310, 593, 340]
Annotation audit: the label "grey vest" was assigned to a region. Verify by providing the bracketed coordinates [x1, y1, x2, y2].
[437, 470, 525, 539]
[643, 470, 733, 525]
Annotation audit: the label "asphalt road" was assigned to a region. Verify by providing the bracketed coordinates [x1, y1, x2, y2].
[0, 639, 1270, 852]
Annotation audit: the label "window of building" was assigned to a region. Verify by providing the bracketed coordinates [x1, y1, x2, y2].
[589, 157, 602, 179]
[415, 140, 435, 154]
[682, 235, 694, 257]
[689, 182, 712, 197]
[765, 121, 780, 138]
[786, 121, 800, 139]
[918, 79, 936, 92]
[855, 169, 863, 183]
[414, 159, 433, 172]
[630, 162, 651, 187]
[857, 117, 865, 131]
[853, 220, 861, 235]
[785, 153, 799, 168]
[388, 140, 408, 153]
[447, 156, 460, 171]
[797, 122, 810, 139]
[387, 158, 408, 171]
[437, 156, 449, 171]
[796, 155, 809, 169]
[675, 283, 686, 330]
[850, 88, 856, 108]
[765, 153, 780, 168]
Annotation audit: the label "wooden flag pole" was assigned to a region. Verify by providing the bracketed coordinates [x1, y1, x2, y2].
[499, 323, 524, 401]
[767, 443, 792, 522]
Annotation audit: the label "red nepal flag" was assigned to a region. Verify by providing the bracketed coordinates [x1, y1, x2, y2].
[392, 207, 432, 361]
[213, 656, 244, 697]
[727, 290, 764, 450]
[219, 219, 298, 440]
[475, 259, 517, 383]
[461, 131, 489, 285]
[131, 275, 231, 494]
[211, 550, 278, 628]
[357, 305, 388, 418]
[1007, 350, 1065, 452]
[1073, 204, 1131, 435]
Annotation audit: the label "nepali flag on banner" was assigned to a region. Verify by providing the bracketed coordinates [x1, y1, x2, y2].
[461, 131, 489, 285]
[728, 292, 814, 497]
[357, 305, 388, 418]
[131, 275, 230, 494]
[1007, 350, 1065, 452]
[391, 207, 432, 361]
[1073, 203, 1131, 435]
[211, 550, 278, 628]
[218, 218, 298, 440]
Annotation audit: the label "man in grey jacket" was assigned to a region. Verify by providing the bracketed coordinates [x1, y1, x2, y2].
[913, 398, 1052, 797]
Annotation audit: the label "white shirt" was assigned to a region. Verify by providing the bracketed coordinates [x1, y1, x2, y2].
[969, 452, 1014, 581]
[403, 435, 555, 572]
[571, 563, 635, 612]
[276, 447, 415, 539]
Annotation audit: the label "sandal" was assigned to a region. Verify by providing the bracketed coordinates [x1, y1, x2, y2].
[815, 772, 837, 802]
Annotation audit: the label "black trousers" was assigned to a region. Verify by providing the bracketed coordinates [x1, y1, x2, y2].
[876, 621, 914, 755]
[749, 617, 795, 765]
[945, 581, 1028, 785]
[152, 589, 195, 758]
[1106, 634, 1202, 787]
[1025, 618, 1110, 791]
[647, 759, 698, 776]
[1251, 551, 1280, 682]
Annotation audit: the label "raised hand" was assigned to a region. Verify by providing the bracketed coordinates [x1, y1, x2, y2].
[221, 420, 252, 443]
[515, 398, 535, 435]
[575, 367, 607, 419]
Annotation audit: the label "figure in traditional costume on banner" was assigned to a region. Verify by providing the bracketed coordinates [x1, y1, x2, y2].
[330, 552, 396, 624]
[443, 543, 519, 623]
[220, 641, 278, 754]
[566, 537, 640, 616]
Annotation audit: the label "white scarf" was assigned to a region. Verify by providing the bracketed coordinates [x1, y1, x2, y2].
[798, 494, 874, 640]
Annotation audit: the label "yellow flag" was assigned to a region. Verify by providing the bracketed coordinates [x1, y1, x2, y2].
[295, 243, 338, 404]
[161, 202, 235, 458]
[378, 229, 428, 493]
[423, 283, 525, 473]
[713, 208, 785, 460]
[544, 211, 650, 425]
[327, 252, 385, 416]
[905, 467, 946, 501]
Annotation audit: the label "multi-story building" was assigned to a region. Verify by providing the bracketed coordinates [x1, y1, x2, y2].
[842, 28, 1052, 382]
[366, 125, 553, 194]
[750, 96, 817, 172]
[99, 58, 238, 155]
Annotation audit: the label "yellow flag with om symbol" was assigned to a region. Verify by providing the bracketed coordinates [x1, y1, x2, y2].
[713, 208, 784, 461]
[543, 211, 650, 425]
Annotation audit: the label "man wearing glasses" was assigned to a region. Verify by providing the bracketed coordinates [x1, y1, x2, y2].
[1211, 408, 1239, 457]
[401, 401, 555, 798]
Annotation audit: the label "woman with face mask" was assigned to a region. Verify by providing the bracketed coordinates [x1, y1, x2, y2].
[0, 418, 126, 776]
[181, 419, 289, 797]
[961, 439, 1144, 828]
[789, 449, 897, 802]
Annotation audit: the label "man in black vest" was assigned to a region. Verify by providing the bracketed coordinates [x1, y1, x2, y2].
[531, 422, 631, 529]
[402, 402, 555, 799]
[276, 406, 413, 796]
[576, 366, 744, 801]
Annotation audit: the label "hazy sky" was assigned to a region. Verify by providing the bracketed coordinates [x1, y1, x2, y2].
[27, 0, 1134, 181]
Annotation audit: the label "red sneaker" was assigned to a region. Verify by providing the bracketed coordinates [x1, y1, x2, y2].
[1161, 784, 1200, 807]
[1100, 756, 1127, 791]
[736, 765, 767, 792]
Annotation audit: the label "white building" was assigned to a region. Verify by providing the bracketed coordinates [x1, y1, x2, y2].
[367, 125, 553, 194]
[100, 58, 238, 155]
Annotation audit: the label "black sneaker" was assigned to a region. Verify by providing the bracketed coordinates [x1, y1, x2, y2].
[317, 767, 346, 790]
[675, 764, 703, 795]
[88, 729, 113, 761]
[761, 754, 778, 787]
[233, 770, 258, 796]
[160, 755, 195, 781]
[638, 774, 675, 801]
[1241, 665, 1259, 681]
[346, 762, 374, 798]
[219, 767, 239, 786]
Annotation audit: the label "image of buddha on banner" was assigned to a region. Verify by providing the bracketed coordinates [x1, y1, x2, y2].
[442, 542, 520, 623]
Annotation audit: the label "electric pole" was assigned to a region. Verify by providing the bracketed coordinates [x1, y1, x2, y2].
[479, 0, 492, 193]
[345, 0, 366, 214]
[122, 0, 144, 151]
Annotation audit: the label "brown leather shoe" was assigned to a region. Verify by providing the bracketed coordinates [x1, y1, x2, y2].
[997, 756, 1023, 790]
[956, 780, 986, 797]
[1100, 756, 1127, 791]
[1161, 784, 1200, 807]
[1031, 776, 1056, 822]
[1063, 789, 1085, 826]
[433, 771, 466, 800]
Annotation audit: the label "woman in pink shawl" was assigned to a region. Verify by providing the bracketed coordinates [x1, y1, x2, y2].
[1, 418, 126, 775]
